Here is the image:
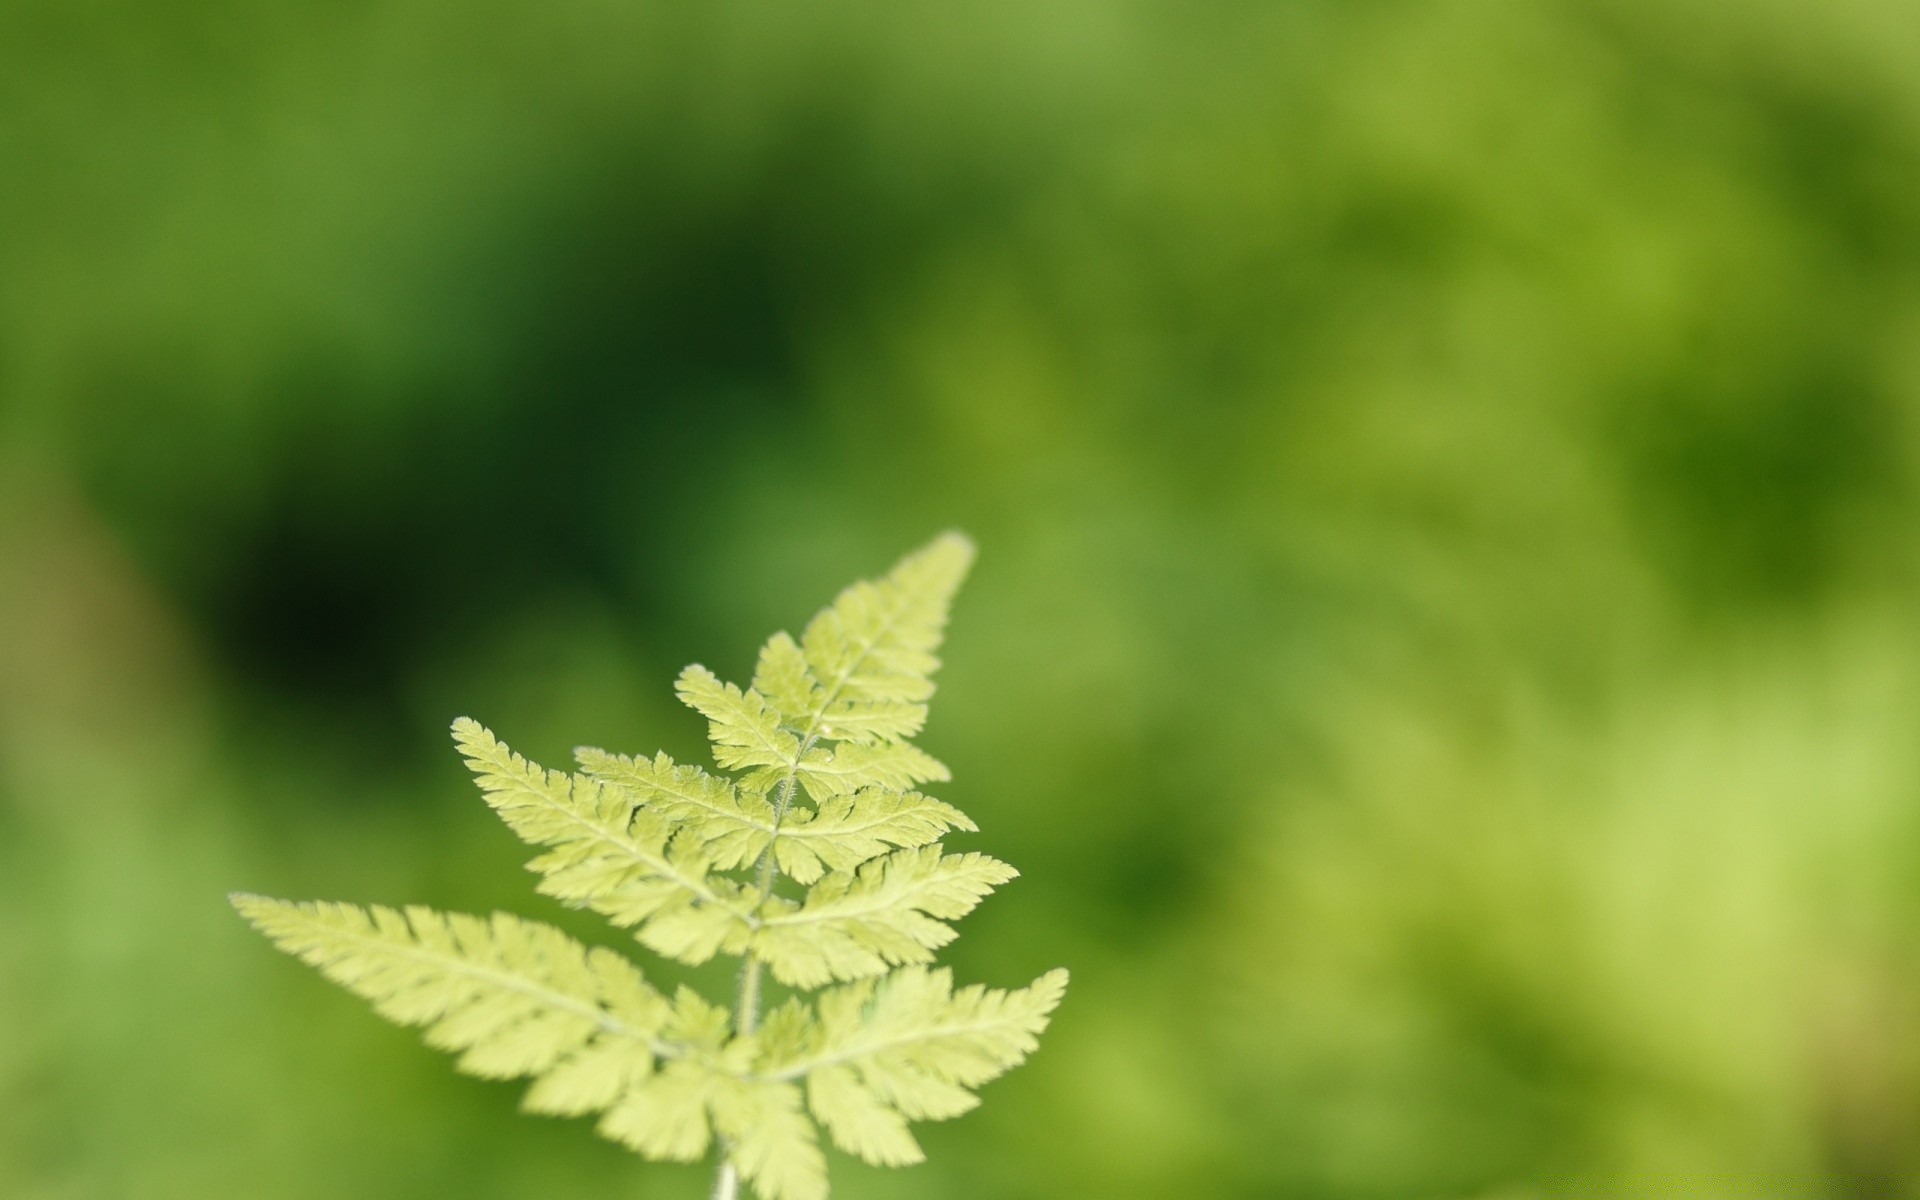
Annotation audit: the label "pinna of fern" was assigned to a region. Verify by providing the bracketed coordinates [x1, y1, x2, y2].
[233, 533, 1067, 1200]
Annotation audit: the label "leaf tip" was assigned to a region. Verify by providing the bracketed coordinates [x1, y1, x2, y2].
[229, 891, 290, 929]
[1033, 967, 1070, 1009]
[929, 528, 976, 560]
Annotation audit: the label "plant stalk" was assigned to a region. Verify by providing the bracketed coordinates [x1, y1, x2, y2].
[711, 739, 812, 1198]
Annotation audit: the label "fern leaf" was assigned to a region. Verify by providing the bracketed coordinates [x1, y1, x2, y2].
[750, 847, 1017, 987]
[600, 1058, 725, 1161]
[759, 631, 921, 744]
[771, 788, 976, 884]
[768, 966, 1067, 1164]
[676, 665, 811, 785]
[455, 719, 755, 965]
[593, 985, 736, 1157]
[752, 631, 822, 724]
[523, 1036, 660, 1118]
[574, 748, 779, 872]
[597, 989, 827, 1200]
[580, 747, 970, 885]
[798, 532, 974, 747]
[805, 1064, 923, 1165]
[230, 895, 672, 1109]
[796, 741, 950, 801]
[712, 1077, 828, 1200]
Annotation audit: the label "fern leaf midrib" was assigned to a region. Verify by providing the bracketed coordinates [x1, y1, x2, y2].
[739, 603, 909, 870]
[755, 871, 968, 929]
[759, 1014, 1033, 1083]
[758, 729, 823, 874]
[788, 755, 908, 786]
[783, 809, 952, 841]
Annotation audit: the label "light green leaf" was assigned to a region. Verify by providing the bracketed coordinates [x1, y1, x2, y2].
[455, 719, 755, 964]
[230, 895, 671, 1109]
[599, 1058, 723, 1161]
[796, 741, 950, 801]
[752, 631, 822, 725]
[772, 788, 976, 885]
[579, 749, 969, 886]
[713, 1077, 827, 1200]
[524, 1037, 658, 1118]
[676, 665, 809, 784]
[806, 1064, 923, 1166]
[800, 532, 974, 748]
[751, 848, 1018, 987]
[768, 966, 1068, 1160]
[575, 748, 778, 872]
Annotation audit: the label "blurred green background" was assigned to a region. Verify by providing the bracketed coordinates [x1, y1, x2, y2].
[5, 1, 1920, 1196]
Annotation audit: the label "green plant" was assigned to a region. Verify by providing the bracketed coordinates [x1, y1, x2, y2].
[231, 533, 1066, 1200]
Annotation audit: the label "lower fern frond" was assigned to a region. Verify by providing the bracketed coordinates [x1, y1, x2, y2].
[231, 895, 674, 1109]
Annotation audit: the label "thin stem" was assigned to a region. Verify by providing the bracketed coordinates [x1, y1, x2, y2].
[735, 953, 764, 1037]
[712, 594, 914, 1194]
[711, 734, 816, 1196]
[733, 754, 806, 1037]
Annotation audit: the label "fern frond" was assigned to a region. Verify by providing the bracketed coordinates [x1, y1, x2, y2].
[750, 848, 1018, 987]
[235, 534, 1064, 1200]
[795, 532, 974, 747]
[230, 895, 674, 1110]
[763, 966, 1068, 1166]
[454, 719, 755, 965]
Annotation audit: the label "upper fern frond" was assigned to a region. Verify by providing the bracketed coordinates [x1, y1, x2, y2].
[234, 534, 1062, 1200]
[791, 531, 974, 747]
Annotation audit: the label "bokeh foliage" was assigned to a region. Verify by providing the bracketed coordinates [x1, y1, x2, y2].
[6, 0, 1920, 1197]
